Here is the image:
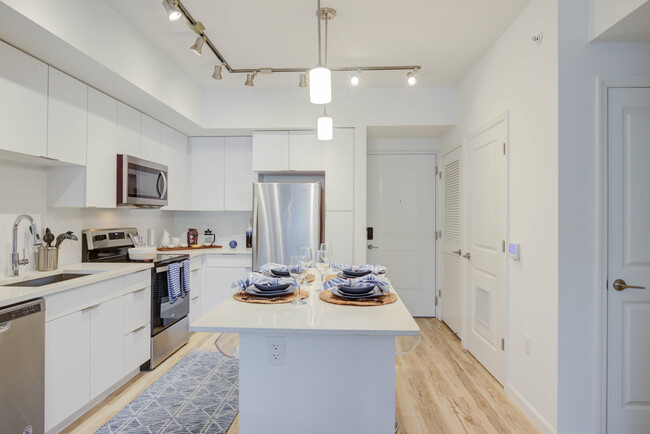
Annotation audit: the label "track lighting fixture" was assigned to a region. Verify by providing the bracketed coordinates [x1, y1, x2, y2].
[190, 35, 206, 55]
[350, 70, 360, 86]
[317, 106, 333, 141]
[245, 72, 256, 87]
[407, 70, 417, 86]
[212, 65, 223, 80]
[299, 74, 308, 88]
[162, 0, 182, 21]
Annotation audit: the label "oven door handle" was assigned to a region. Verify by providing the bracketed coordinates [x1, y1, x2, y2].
[155, 262, 186, 274]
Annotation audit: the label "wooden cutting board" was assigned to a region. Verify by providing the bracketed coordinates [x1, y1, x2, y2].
[158, 245, 222, 251]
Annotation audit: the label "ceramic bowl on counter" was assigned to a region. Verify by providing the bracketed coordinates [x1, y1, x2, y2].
[128, 246, 157, 261]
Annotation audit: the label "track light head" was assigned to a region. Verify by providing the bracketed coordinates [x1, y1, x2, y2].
[350, 70, 360, 86]
[299, 74, 308, 88]
[162, 0, 182, 21]
[407, 70, 417, 86]
[212, 65, 223, 80]
[245, 73, 256, 87]
[190, 36, 206, 55]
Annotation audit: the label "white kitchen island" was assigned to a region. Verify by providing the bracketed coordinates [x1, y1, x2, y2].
[191, 274, 420, 434]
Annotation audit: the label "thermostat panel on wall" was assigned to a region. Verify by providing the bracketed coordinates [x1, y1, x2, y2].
[509, 243, 520, 261]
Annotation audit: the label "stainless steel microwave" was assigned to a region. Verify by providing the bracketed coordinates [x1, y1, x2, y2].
[117, 154, 168, 207]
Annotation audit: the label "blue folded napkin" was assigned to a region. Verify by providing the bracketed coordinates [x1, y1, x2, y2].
[331, 261, 387, 275]
[180, 259, 191, 297]
[259, 262, 306, 276]
[167, 262, 182, 304]
[323, 274, 392, 294]
[233, 273, 297, 291]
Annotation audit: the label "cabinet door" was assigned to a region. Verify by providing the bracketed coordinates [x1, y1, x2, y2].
[289, 131, 324, 170]
[205, 267, 249, 313]
[160, 124, 176, 209]
[117, 102, 141, 157]
[47, 67, 87, 165]
[89, 296, 125, 400]
[86, 88, 117, 208]
[252, 131, 289, 171]
[190, 137, 225, 211]
[141, 114, 161, 162]
[324, 128, 354, 211]
[225, 136, 253, 211]
[174, 131, 189, 210]
[325, 211, 354, 264]
[0, 40, 47, 157]
[189, 266, 204, 321]
[45, 311, 90, 431]
[124, 323, 150, 374]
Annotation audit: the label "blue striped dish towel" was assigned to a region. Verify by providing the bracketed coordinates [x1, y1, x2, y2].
[180, 259, 191, 297]
[331, 261, 387, 275]
[323, 274, 393, 294]
[258, 262, 305, 276]
[167, 262, 182, 304]
[233, 273, 296, 291]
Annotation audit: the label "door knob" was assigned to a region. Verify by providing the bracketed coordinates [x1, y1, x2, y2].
[612, 279, 646, 291]
[452, 249, 462, 256]
[367, 245, 379, 250]
[463, 252, 471, 260]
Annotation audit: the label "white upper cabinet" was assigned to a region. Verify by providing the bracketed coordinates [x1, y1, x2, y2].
[161, 125, 189, 210]
[224, 136, 253, 211]
[252, 131, 289, 171]
[86, 88, 117, 208]
[117, 102, 141, 158]
[47, 67, 87, 165]
[190, 137, 225, 211]
[289, 131, 325, 171]
[0, 40, 47, 157]
[140, 114, 161, 163]
[325, 128, 354, 211]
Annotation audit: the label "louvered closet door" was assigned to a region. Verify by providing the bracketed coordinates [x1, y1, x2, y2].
[441, 147, 462, 334]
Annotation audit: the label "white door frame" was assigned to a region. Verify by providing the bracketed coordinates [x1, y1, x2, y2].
[596, 76, 650, 434]
[461, 110, 510, 378]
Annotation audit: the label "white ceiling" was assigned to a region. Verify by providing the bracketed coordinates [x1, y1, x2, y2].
[106, 0, 530, 90]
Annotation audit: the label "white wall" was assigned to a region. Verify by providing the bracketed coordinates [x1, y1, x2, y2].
[441, 0, 558, 431]
[557, 1, 650, 432]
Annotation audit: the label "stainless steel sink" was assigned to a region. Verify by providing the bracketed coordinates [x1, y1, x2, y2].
[3, 273, 95, 287]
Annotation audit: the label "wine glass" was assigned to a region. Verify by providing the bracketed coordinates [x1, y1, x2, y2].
[314, 249, 330, 293]
[300, 247, 314, 287]
[290, 255, 307, 305]
[319, 242, 333, 272]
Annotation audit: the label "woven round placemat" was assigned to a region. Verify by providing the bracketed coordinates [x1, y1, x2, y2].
[319, 289, 397, 306]
[233, 289, 309, 304]
[304, 273, 315, 283]
[324, 274, 339, 281]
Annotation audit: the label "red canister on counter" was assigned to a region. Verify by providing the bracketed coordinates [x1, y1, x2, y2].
[187, 228, 199, 246]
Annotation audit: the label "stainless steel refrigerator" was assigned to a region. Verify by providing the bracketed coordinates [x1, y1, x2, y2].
[252, 183, 322, 270]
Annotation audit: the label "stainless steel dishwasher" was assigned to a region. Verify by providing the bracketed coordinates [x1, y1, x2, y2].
[0, 298, 44, 434]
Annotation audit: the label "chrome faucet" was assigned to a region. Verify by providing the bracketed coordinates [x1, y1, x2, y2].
[11, 214, 41, 277]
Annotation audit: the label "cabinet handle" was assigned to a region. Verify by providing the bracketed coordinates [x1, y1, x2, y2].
[132, 325, 147, 333]
[133, 287, 147, 294]
[81, 304, 100, 312]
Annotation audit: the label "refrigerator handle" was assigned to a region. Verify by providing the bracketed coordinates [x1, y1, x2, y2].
[252, 196, 258, 270]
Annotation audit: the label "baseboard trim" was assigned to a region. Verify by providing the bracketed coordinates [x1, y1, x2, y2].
[506, 383, 556, 434]
[46, 368, 141, 434]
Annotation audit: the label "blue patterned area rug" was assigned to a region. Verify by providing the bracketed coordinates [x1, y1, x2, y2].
[96, 351, 239, 434]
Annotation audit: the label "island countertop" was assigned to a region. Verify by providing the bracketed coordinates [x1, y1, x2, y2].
[190, 272, 420, 336]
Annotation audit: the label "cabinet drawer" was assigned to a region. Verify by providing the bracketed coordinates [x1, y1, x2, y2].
[46, 277, 124, 322]
[124, 287, 150, 334]
[190, 256, 202, 271]
[190, 294, 202, 324]
[124, 270, 150, 294]
[205, 254, 251, 268]
[124, 323, 150, 374]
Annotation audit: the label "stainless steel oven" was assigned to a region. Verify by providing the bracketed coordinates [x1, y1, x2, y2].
[117, 154, 168, 207]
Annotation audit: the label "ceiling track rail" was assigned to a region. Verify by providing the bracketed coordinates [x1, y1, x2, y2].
[175, 0, 421, 76]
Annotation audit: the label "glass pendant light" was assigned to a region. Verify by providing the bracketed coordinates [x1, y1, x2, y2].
[317, 107, 333, 141]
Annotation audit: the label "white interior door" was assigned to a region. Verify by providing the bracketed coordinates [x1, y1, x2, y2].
[465, 119, 507, 384]
[607, 87, 650, 433]
[367, 154, 436, 317]
[441, 147, 463, 334]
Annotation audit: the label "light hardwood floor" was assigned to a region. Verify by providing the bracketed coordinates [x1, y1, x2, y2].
[63, 318, 538, 434]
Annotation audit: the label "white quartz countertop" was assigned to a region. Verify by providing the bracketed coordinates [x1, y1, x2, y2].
[161, 247, 252, 257]
[191, 271, 420, 337]
[0, 262, 152, 308]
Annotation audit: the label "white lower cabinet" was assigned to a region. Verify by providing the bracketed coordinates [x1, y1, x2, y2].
[89, 296, 125, 400]
[45, 310, 90, 431]
[205, 255, 251, 314]
[189, 264, 204, 324]
[124, 323, 150, 374]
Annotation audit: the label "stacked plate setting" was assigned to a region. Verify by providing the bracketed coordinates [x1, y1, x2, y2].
[244, 282, 295, 297]
[332, 269, 382, 299]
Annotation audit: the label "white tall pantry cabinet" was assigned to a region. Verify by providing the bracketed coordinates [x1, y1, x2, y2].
[86, 88, 117, 208]
[117, 102, 141, 158]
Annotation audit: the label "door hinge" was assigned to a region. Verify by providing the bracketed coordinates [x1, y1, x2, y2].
[501, 338, 505, 351]
[502, 240, 506, 252]
[439, 230, 442, 239]
[439, 170, 442, 179]
[606, 279, 609, 290]
[438, 289, 442, 298]
[435, 297, 439, 306]
[435, 166, 439, 176]
[434, 231, 439, 240]
[503, 142, 506, 155]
